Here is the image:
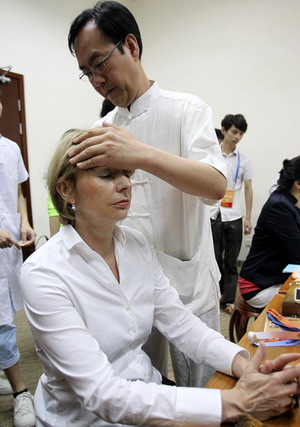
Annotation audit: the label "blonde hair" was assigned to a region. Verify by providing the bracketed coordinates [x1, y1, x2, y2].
[47, 129, 85, 223]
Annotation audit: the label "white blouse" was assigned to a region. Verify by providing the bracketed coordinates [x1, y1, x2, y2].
[20, 225, 247, 426]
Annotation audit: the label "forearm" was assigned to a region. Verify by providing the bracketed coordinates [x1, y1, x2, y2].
[17, 185, 29, 225]
[141, 145, 226, 199]
[244, 184, 253, 220]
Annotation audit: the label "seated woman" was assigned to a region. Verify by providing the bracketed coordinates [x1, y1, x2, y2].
[239, 156, 300, 308]
[20, 131, 300, 426]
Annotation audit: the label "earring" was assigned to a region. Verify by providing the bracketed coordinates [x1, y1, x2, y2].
[71, 203, 76, 213]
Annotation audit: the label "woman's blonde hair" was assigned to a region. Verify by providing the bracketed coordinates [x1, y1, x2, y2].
[47, 129, 85, 223]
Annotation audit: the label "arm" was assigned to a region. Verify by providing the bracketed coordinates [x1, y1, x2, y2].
[221, 344, 300, 423]
[244, 179, 253, 235]
[68, 123, 226, 200]
[144, 245, 300, 423]
[17, 184, 35, 246]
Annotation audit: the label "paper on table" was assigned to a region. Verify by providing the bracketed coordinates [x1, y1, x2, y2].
[283, 264, 300, 273]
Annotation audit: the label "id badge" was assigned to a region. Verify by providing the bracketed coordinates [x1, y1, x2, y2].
[221, 189, 235, 208]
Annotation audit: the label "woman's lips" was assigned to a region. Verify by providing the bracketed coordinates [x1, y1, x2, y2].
[113, 199, 130, 208]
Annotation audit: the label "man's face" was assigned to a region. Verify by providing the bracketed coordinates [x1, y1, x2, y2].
[222, 125, 244, 145]
[74, 22, 141, 108]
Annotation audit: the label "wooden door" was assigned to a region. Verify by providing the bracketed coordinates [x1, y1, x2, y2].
[0, 68, 34, 256]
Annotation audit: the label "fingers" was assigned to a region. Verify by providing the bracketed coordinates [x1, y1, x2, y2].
[0, 235, 20, 249]
[275, 363, 300, 387]
[246, 342, 266, 372]
[259, 353, 300, 374]
[69, 140, 106, 168]
[72, 129, 101, 145]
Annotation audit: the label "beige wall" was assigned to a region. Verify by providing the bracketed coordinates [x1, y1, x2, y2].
[1, 0, 299, 259]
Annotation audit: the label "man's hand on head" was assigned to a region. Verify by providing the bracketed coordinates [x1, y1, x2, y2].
[68, 123, 148, 170]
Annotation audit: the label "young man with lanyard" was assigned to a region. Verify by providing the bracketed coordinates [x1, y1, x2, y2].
[210, 114, 253, 314]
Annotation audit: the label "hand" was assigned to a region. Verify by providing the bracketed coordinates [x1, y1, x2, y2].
[0, 228, 20, 249]
[221, 344, 300, 423]
[292, 269, 300, 280]
[19, 223, 36, 247]
[68, 123, 150, 170]
[259, 352, 300, 374]
[244, 218, 252, 235]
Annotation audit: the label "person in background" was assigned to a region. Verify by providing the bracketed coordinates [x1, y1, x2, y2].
[0, 95, 36, 427]
[20, 129, 300, 426]
[239, 156, 300, 308]
[47, 195, 60, 237]
[67, 0, 227, 388]
[210, 114, 253, 314]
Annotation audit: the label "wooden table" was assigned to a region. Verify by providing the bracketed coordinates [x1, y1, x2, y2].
[205, 277, 300, 426]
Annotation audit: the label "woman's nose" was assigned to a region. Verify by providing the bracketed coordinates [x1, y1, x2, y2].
[116, 175, 132, 191]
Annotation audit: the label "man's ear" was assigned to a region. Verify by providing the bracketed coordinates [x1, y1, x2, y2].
[125, 34, 140, 60]
[221, 127, 226, 136]
[56, 179, 76, 204]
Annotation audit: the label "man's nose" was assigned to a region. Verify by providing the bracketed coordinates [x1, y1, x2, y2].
[92, 72, 106, 87]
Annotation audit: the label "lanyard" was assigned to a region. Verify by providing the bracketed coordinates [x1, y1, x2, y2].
[248, 309, 300, 347]
[233, 150, 240, 187]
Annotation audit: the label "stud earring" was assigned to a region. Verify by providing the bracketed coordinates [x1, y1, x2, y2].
[71, 203, 76, 212]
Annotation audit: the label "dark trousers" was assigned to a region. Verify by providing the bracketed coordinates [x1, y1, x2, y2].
[211, 213, 243, 305]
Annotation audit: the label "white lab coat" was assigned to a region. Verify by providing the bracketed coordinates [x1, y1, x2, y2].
[0, 135, 28, 325]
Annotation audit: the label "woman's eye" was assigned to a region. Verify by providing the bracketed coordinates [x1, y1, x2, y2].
[124, 170, 134, 178]
[99, 173, 113, 179]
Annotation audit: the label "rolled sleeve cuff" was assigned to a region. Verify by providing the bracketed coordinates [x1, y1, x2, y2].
[175, 387, 222, 426]
[208, 340, 249, 376]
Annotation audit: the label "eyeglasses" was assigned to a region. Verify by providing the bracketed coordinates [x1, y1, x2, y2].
[79, 40, 123, 82]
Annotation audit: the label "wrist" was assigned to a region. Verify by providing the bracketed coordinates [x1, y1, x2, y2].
[231, 353, 248, 378]
[221, 389, 242, 423]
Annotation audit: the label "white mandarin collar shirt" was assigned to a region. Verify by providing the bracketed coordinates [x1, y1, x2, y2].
[93, 82, 227, 316]
[21, 225, 247, 426]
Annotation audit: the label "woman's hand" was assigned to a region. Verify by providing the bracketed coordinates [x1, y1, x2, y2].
[222, 344, 300, 423]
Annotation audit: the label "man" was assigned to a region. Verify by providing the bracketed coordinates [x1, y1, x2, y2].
[67, 1, 227, 387]
[210, 114, 253, 314]
[0, 96, 36, 427]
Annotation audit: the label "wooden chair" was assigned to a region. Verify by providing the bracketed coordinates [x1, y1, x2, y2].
[229, 296, 263, 343]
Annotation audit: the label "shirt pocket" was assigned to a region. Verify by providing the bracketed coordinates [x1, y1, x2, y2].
[156, 248, 202, 305]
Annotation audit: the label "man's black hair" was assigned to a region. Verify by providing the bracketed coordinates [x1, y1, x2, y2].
[68, 1, 143, 59]
[277, 156, 300, 191]
[221, 114, 248, 133]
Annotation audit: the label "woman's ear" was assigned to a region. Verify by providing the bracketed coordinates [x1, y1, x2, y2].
[56, 179, 76, 204]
